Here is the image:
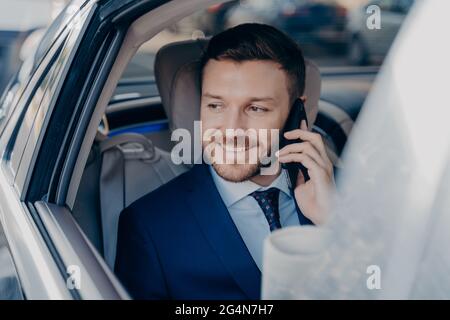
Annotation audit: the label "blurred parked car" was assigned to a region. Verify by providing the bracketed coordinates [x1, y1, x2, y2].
[226, 0, 349, 53]
[347, 0, 414, 65]
[193, 1, 240, 35]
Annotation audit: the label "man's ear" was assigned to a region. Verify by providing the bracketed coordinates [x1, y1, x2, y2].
[300, 95, 307, 103]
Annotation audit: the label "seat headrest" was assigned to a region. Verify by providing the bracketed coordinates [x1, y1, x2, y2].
[154, 39, 321, 134]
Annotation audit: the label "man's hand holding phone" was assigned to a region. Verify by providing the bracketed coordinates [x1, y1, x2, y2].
[277, 120, 336, 225]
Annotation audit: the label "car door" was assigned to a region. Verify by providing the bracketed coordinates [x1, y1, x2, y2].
[0, 215, 23, 299]
[0, 0, 128, 299]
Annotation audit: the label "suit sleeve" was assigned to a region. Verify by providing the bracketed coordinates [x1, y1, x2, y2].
[114, 206, 169, 299]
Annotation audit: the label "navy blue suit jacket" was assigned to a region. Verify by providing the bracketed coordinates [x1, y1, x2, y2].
[114, 164, 312, 300]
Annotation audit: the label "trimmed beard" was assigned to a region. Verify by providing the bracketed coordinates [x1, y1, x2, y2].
[211, 162, 262, 183]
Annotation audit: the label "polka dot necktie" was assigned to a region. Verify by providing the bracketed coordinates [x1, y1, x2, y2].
[250, 187, 281, 232]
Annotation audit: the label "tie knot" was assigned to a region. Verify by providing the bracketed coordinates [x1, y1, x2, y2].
[250, 187, 280, 203]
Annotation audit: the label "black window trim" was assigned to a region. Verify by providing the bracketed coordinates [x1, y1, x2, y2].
[14, 4, 98, 200]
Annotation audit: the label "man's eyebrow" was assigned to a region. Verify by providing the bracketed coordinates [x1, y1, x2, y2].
[202, 93, 276, 102]
[202, 93, 223, 99]
[248, 96, 275, 102]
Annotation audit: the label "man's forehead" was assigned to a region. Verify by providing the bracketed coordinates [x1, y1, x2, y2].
[203, 59, 284, 76]
[202, 59, 289, 99]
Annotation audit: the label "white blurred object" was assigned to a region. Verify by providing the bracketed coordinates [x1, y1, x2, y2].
[262, 0, 450, 299]
[0, 0, 67, 32]
[263, 226, 332, 299]
[19, 29, 46, 62]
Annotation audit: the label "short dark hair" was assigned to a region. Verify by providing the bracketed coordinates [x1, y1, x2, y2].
[199, 23, 306, 103]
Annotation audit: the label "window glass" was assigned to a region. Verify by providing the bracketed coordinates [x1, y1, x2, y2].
[395, 0, 414, 13]
[0, 0, 87, 137]
[7, 42, 64, 177]
[31, 0, 88, 76]
[376, 0, 394, 11]
[7, 5, 91, 180]
[123, 0, 414, 96]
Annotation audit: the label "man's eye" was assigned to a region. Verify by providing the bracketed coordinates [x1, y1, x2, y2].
[208, 103, 222, 110]
[249, 105, 267, 113]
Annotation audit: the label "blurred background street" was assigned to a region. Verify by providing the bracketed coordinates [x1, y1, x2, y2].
[0, 0, 410, 93]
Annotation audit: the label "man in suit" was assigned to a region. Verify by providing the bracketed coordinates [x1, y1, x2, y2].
[115, 23, 335, 299]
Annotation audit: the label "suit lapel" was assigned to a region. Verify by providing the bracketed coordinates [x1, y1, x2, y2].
[184, 164, 261, 299]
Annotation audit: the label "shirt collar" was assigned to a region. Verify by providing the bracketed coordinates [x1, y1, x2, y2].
[209, 166, 293, 208]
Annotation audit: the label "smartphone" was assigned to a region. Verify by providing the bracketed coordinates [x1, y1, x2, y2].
[279, 98, 310, 189]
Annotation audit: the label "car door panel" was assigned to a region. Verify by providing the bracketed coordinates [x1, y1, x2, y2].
[33, 201, 129, 299]
[0, 221, 23, 299]
[0, 172, 71, 299]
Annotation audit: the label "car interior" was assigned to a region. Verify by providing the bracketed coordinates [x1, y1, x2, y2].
[70, 0, 356, 271]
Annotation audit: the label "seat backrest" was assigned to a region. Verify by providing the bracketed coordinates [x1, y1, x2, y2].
[99, 133, 188, 268]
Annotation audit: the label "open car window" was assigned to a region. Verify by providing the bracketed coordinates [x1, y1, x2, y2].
[0, 0, 88, 135]
[118, 0, 413, 102]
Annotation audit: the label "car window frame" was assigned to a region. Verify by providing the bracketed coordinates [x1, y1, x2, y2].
[0, 0, 90, 138]
[3, 4, 95, 198]
[7, 43, 66, 184]
[0, 34, 68, 184]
